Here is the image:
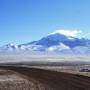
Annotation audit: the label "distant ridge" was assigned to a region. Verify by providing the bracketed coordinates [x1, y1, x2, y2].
[0, 30, 90, 54]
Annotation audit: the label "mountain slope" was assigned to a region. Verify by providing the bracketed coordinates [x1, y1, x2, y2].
[0, 30, 90, 54]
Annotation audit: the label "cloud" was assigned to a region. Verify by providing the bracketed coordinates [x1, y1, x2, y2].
[50, 29, 82, 37]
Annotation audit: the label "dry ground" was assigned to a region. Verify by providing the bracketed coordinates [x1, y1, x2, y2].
[0, 69, 53, 90]
[0, 66, 90, 90]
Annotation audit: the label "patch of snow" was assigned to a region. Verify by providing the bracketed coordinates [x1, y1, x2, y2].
[49, 30, 82, 37]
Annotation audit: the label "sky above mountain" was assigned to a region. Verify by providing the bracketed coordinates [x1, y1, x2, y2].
[0, 0, 90, 46]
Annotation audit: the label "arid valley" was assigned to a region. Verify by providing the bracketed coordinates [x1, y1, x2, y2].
[0, 54, 90, 90]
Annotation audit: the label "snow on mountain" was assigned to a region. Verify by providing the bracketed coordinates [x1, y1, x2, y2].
[49, 30, 82, 37]
[0, 43, 18, 51]
[20, 44, 45, 51]
[29, 31, 87, 48]
[47, 43, 70, 52]
[0, 30, 90, 54]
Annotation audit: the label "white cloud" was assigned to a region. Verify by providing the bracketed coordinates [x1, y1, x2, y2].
[50, 29, 82, 37]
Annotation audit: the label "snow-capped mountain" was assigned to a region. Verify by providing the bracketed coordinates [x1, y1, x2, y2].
[0, 44, 18, 51]
[0, 30, 90, 54]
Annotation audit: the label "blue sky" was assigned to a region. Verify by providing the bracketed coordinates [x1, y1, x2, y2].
[0, 0, 90, 46]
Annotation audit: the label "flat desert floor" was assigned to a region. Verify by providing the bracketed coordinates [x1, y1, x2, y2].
[0, 66, 90, 90]
[0, 68, 53, 90]
[0, 55, 90, 90]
